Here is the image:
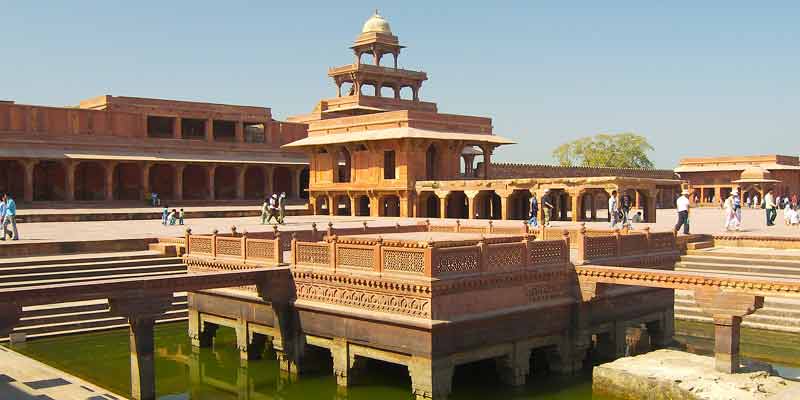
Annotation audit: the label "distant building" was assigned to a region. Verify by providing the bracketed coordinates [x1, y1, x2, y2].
[0, 96, 309, 203]
[675, 155, 800, 205]
[285, 12, 681, 222]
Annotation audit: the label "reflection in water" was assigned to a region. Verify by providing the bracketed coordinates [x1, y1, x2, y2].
[11, 322, 610, 400]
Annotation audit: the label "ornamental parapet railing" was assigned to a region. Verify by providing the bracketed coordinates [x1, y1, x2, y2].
[290, 233, 570, 279]
[184, 229, 283, 269]
[574, 226, 678, 266]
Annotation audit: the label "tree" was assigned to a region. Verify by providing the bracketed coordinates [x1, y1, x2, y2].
[552, 132, 655, 169]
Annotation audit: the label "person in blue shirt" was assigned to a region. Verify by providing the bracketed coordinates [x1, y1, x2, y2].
[0, 194, 6, 240]
[161, 205, 169, 225]
[528, 194, 539, 228]
[2, 193, 19, 240]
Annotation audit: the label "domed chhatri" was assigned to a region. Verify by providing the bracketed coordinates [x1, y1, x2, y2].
[361, 10, 392, 34]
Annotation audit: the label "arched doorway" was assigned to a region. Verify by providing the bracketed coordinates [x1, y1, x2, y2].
[214, 166, 237, 200]
[381, 195, 400, 217]
[149, 164, 174, 200]
[0, 160, 25, 199]
[244, 166, 265, 200]
[425, 144, 438, 180]
[420, 192, 440, 218]
[113, 163, 141, 200]
[33, 161, 66, 201]
[335, 195, 352, 216]
[74, 161, 106, 201]
[356, 195, 371, 216]
[273, 167, 291, 196]
[446, 191, 468, 219]
[182, 165, 207, 200]
[299, 168, 310, 200]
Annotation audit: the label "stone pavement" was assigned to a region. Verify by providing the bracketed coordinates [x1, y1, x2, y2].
[0, 208, 797, 246]
[0, 345, 124, 400]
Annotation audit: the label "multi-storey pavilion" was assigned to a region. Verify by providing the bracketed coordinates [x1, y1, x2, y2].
[0, 96, 309, 203]
[285, 12, 682, 222]
[675, 155, 799, 205]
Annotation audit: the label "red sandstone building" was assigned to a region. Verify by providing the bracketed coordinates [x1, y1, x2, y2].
[675, 155, 800, 205]
[0, 96, 309, 204]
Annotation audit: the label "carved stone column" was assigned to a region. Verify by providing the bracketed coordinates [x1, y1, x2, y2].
[207, 165, 216, 201]
[64, 160, 76, 201]
[496, 190, 513, 220]
[263, 165, 274, 197]
[435, 190, 449, 219]
[570, 190, 582, 222]
[291, 166, 302, 200]
[465, 190, 479, 220]
[141, 162, 152, 201]
[331, 338, 366, 387]
[205, 118, 214, 143]
[408, 356, 454, 400]
[236, 166, 247, 200]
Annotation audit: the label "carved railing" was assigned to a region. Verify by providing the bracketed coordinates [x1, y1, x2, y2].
[291, 233, 569, 279]
[184, 230, 283, 265]
[575, 226, 678, 265]
[423, 219, 529, 236]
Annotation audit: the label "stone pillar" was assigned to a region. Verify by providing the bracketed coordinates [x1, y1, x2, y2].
[129, 317, 156, 400]
[497, 191, 512, 220]
[235, 121, 244, 143]
[483, 146, 493, 179]
[174, 118, 182, 139]
[408, 357, 454, 400]
[141, 162, 151, 201]
[399, 194, 410, 218]
[105, 161, 117, 201]
[236, 166, 246, 200]
[205, 118, 214, 143]
[291, 167, 302, 200]
[590, 194, 597, 221]
[570, 191, 581, 222]
[207, 165, 216, 201]
[331, 338, 366, 387]
[263, 166, 274, 197]
[465, 190, 479, 219]
[495, 345, 531, 386]
[235, 319, 266, 362]
[713, 315, 742, 373]
[64, 160, 76, 201]
[173, 164, 185, 201]
[188, 308, 217, 350]
[22, 160, 36, 202]
[436, 191, 449, 219]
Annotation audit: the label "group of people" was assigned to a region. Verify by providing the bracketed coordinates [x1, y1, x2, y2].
[674, 187, 799, 234]
[161, 206, 185, 226]
[526, 189, 553, 228]
[526, 189, 643, 229]
[0, 192, 18, 241]
[261, 192, 288, 225]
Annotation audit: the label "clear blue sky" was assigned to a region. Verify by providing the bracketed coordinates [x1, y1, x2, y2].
[2, 1, 798, 168]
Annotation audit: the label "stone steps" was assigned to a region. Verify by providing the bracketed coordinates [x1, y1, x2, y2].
[0, 251, 188, 341]
[686, 249, 800, 262]
[680, 254, 800, 269]
[675, 262, 800, 279]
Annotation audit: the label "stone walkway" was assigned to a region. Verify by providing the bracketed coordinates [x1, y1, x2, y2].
[0, 345, 123, 400]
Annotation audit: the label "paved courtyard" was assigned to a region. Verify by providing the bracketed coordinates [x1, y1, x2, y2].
[0, 208, 797, 246]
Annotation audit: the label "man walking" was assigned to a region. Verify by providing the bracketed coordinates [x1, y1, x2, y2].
[620, 191, 633, 228]
[608, 190, 619, 228]
[260, 198, 269, 224]
[265, 194, 279, 224]
[675, 189, 690, 235]
[277, 192, 287, 225]
[2, 193, 19, 241]
[528, 193, 539, 228]
[765, 189, 777, 226]
[541, 189, 554, 227]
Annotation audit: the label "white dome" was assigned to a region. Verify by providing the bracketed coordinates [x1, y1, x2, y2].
[362, 11, 392, 34]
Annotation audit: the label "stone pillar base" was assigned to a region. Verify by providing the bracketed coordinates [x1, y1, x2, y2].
[408, 357, 454, 400]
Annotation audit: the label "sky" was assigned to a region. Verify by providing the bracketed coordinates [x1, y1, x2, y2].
[1, 1, 798, 168]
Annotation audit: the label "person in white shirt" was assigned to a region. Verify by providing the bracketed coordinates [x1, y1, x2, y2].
[608, 190, 619, 228]
[765, 189, 777, 226]
[675, 189, 691, 234]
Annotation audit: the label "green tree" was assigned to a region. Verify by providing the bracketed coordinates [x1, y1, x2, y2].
[552, 132, 655, 169]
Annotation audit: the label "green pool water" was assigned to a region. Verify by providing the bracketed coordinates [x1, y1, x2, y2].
[9, 322, 617, 400]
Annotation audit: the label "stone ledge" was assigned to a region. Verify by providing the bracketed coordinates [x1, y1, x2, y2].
[593, 349, 799, 400]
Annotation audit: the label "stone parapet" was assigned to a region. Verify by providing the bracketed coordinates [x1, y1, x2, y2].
[488, 162, 678, 180]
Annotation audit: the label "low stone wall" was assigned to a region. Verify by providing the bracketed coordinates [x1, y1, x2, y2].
[0, 238, 157, 258]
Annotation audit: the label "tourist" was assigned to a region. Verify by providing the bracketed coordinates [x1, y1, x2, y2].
[621, 191, 633, 228]
[632, 211, 643, 223]
[784, 202, 792, 226]
[723, 190, 742, 231]
[151, 192, 160, 207]
[541, 189, 553, 227]
[792, 193, 798, 209]
[161, 205, 169, 225]
[278, 192, 287, 225]
[675, 189, 690, 235]
[266, 194, 279, 224]
[260, 198, 269, 224]
[528, 193, 539, 228]
[608, 190, 619, 228]
[0, 193, 6, 241]
[2, 193, 19, 241]
[790, 206, 800, 226]
[753, 193, 760, 209]
[765, 189, 777, 226]
[168, 209, 178, 225]
[179, 208, 185, 225]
